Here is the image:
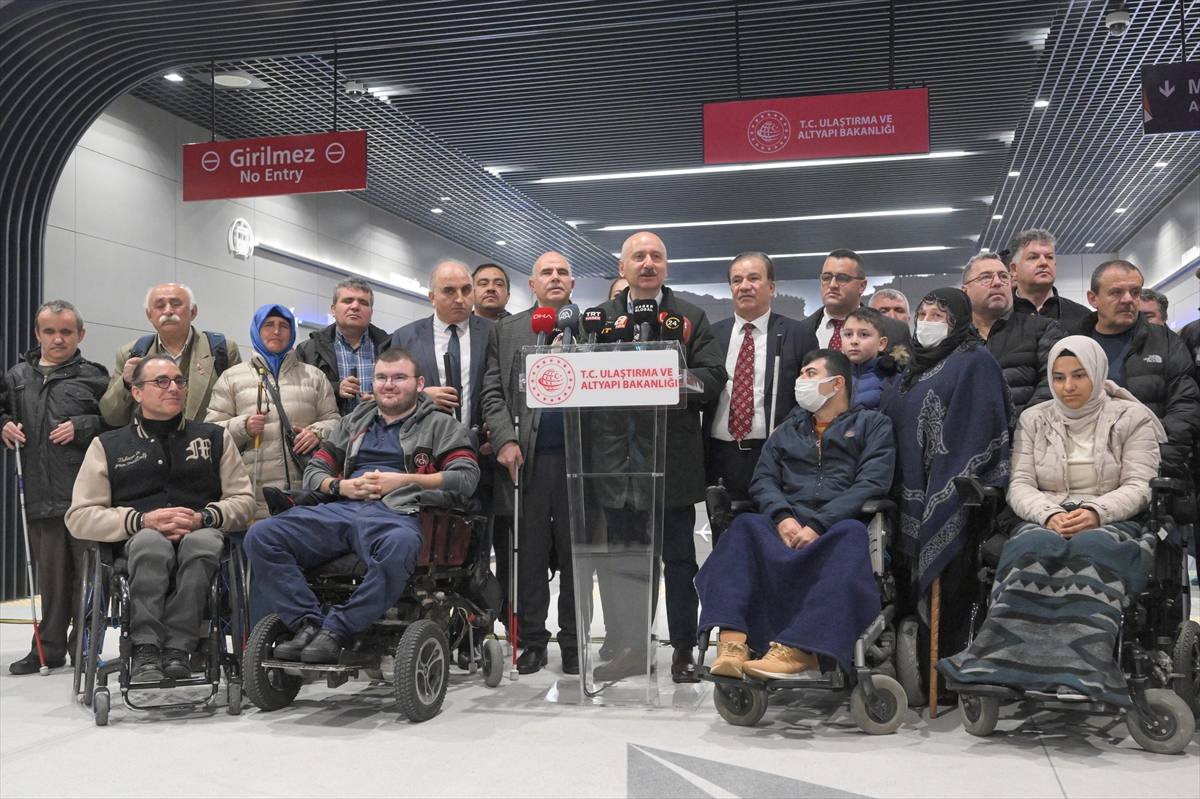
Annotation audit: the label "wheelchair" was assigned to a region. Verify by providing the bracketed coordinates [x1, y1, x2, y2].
[696, 484, 909, 735]
[242, 493, 504, 722]
[945, 475, 1198, 755]
[71, 537, 248, 727]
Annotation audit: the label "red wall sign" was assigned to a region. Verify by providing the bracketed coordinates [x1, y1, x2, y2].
[704, 88, 930, 164]
[183, 130, 367, 201]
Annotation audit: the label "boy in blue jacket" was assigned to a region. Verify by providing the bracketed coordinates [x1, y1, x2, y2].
[843, 307, 906, 410]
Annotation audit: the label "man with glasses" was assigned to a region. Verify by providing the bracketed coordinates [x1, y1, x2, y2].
[806, 249, 910, 355]
[243, 348, 479, 665]
[961, 251, 1064, 418]
[1073, 260, 1199, 479]
[1007, 229, 1091, 328]
[67, 356, 255, 682]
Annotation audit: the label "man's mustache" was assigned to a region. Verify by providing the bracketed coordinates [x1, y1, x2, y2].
[158, 313, 181, 325]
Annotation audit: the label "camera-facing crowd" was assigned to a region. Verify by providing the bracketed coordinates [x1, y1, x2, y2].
[2, 228, 1197, 721]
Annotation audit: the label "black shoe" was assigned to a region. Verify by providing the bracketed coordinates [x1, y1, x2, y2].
[273, 621, 321, 662]
[457, 639, 481, 671]
[162, 648, 193, 680]
[300, 629, 349, 664]
[593, 646, 647, 682]
[131, 644, 164, 683]
[560, 645, 579, 675]
[9, 651, 64, 675]
[516, 647, 548, 675]
[598, 638, 616, 661]
[671, 647, 700, 684]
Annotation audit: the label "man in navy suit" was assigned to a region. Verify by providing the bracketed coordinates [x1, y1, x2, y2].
[392, 262, 494, 432]
[706, 252, 817, 537]
[805, 249, 911, 355]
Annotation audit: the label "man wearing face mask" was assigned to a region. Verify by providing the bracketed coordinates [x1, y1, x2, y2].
[695, 349, 896, 680]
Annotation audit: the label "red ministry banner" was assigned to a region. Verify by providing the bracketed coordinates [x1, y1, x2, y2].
[704, 88, 930, 164]
[183, 130, 367, 201]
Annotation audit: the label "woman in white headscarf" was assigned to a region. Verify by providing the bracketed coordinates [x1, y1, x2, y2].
[938, 335, 1166, 706]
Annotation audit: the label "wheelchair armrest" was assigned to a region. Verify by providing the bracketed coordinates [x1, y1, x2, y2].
[1149, 477, 1191, 496]
[860, 499, 896, 516]
[417, 489, 481, 517]
[730, 500, 755, 515]
[953, 476, 1002, 507]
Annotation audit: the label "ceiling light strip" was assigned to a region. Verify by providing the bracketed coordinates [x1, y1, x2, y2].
[600, 207, 957, 231]
[667, 246, 955, 264]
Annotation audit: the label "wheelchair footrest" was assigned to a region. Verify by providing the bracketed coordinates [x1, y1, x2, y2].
[944, 680, 1019, 700]
[260, 659, 372, 674]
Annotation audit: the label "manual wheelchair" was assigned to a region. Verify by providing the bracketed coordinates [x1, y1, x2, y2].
[71, 537, 248, 726]
[945, 475, 1198, 755]
[696, 484, 908, 735]
[243, 491, 504, 722]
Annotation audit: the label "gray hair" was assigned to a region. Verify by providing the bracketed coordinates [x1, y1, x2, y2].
[332, 277, 374, 306]
[1140, 287, 1168, 318]
[870, 288, 909, 314]
[1005, 229, 1056, 265]
[144, 283, 196, 314]
[35, 299, 83, 331]
[962, 251, 1006, 281]
[1091, 259, 1142, 294]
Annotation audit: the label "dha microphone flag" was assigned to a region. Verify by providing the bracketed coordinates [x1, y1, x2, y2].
[531, 307, 557, 345]
[556, 303, 581, 345]
[582, 307, 606, 343]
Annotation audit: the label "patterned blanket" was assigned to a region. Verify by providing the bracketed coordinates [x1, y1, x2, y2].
[937, 521, 1153, 706]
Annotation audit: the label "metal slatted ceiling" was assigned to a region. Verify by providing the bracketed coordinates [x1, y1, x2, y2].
[985, 0, 1200, 256]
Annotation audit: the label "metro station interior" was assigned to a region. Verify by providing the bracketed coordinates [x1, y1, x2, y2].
[1, 2, 1198, 797]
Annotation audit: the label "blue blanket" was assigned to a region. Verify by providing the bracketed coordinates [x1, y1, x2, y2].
[883, 345, 1012, 591]
[937, 521, 1153, 706]
[695, 514, 881, 673]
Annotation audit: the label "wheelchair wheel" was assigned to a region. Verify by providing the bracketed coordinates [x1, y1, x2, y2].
[482, 639, 505, 688]
[712, 682, 768, 727]
[896, 616, 927, 708]
[243, 615, 302, 712]
[850, 674, 907, 735]
[1126, 689, 1195, 755]
[394, 620, 449, 722]
[1171, 620, 1199, 716]
[959, 694, 1000, 737]
[93, 687, 110, 727]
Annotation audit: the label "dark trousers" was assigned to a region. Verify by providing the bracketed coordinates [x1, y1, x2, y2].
[706, 438, 765, 545]
[24, 516, 87, 662]
[244, 502, 423, 641]
[126, 528, 224, 651]
[493, 514, 513, 613]
[661, 505, 699, 650]
[519, 450, 576, 651]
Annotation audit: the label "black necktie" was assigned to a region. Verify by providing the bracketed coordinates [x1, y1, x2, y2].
[448, 324, 462, 421]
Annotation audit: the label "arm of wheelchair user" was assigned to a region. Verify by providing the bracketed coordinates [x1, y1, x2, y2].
[953, 476, 1003, 507]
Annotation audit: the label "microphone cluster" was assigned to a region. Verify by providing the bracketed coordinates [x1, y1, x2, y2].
[529, 302, 690, 345]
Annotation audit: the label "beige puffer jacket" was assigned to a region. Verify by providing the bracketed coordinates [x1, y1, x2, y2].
[1008, 397, 1165, 527]
[206, 352, 341, 518]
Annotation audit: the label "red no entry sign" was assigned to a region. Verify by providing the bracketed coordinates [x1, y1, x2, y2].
[183, 130, 368, 201]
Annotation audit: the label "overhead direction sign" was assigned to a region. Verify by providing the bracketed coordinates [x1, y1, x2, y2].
[1141, 62, 1200, 135]
[183, 130, 368, 201]
[704, 88, 930, 164]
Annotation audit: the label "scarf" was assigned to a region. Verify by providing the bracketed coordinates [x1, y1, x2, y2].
[901, 287, 981, 391]
[250, 304, 296, 377]
[1047, 335, 1166, 439]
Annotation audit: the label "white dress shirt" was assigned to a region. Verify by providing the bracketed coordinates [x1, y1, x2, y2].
[815, 311, 847, 349]
[433, 318, 472, 428]
[712, 310, 771, 441]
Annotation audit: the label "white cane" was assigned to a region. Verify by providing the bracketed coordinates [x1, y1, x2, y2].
[509, 414, 521, 681]
[768, 332, 783, 434]
[15, 444, 50, 675]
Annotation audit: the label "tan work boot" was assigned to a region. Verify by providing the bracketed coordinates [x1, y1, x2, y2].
[709, 641, 750, 678]
[743, 642, 819, 680]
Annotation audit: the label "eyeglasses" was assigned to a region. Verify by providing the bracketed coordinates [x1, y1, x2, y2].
[820, 273, 863, 285]
[964, 271, 1013, 287]
[374, 374, 416, 386]
[137, 375, 187, 390]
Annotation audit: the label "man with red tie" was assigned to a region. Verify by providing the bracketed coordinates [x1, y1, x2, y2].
[805, 249, 910, 354]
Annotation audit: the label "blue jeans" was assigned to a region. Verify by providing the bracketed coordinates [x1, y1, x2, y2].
[243, 502, 423, 640]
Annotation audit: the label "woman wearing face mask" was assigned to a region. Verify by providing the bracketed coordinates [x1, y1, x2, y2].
[695, 349, 896, 680]
[881, 287, 1013, 686]
[937, 336, 1164, 706]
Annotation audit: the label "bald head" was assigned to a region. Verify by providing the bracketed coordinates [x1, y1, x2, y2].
[429, 261, 473, 324]
[619, 231, 669, 300]
[530, 251, 575, 310]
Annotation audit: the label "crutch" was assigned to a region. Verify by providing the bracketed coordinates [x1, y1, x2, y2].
[15, 443, 50, 675]
[509, 414, 521, 681]
[928, 576, 941, 718]
[768, 332, 783, 434]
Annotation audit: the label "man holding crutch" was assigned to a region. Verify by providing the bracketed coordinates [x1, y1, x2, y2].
[1, 300, 109, 674]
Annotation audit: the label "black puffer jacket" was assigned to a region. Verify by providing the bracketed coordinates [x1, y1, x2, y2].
[1071, 312, 1200, 478]
[294, 323, 392, 413]
[980, 311, 1064, 418]
[0, 349, 109, 519]
[1012, 287, 1091, 329]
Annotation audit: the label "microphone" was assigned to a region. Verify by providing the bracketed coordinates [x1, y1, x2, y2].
[531, 307, 557, 346]
[661, 314, 687, 343]
[555, 303, 580, 346]
[611, 314, 636, 343]
[582, 307, 606, 344]
[598, 325, 615, 343]
[631, 299, 659, 343]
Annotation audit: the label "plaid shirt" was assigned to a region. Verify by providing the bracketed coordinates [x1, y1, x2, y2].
[333, 329, 377, 414]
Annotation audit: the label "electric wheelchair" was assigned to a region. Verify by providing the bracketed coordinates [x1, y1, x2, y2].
[71, 538, 248, 726]
[944, 475, 1198, 755]
[696, 484, 909, 735]
[243, 489, 504, 722]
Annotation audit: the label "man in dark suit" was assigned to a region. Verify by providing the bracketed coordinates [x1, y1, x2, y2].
[392, 262, 494, 431]
[805, 249, 911, 355]
[706, 252, 816, 535]
[480, 251, 579, 676]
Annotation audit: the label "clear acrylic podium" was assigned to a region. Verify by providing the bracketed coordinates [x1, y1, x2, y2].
[520, 340, 703, 707]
